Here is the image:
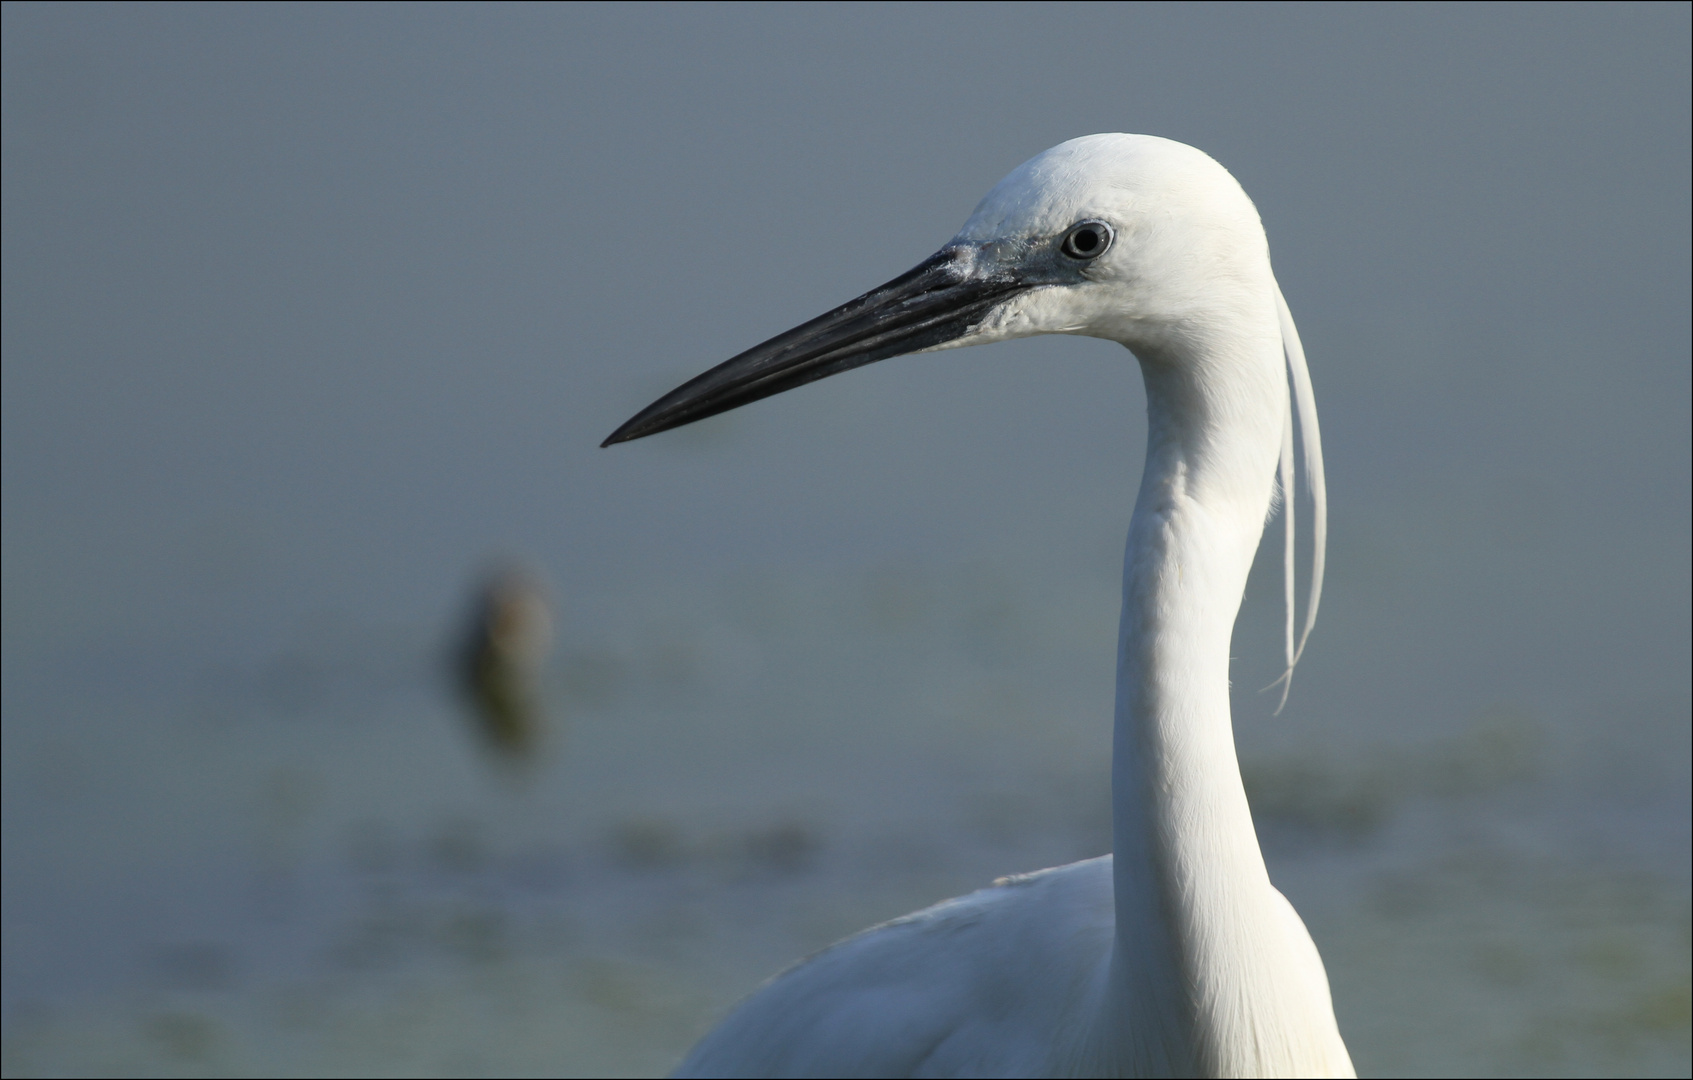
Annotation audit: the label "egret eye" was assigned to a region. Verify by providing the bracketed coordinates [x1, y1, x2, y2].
[1060, 221, 1113, 261]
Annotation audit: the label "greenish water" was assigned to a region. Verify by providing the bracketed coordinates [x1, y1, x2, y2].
[3, 569, 1687, 1077]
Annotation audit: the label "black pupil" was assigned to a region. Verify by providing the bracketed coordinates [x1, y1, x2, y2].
[1072, 228, 1098, 253]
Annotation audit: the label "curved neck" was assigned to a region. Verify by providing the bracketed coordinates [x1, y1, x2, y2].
[1098, 309, 1292, 1074]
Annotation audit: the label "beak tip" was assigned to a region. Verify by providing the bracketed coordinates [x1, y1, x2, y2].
[602, 413, 662, 447]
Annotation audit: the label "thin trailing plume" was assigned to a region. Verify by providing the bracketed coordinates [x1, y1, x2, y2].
[1266, 280, 1328, 711]
[1275, 382, 1298, 713]
[1279, 282, 1328, 663]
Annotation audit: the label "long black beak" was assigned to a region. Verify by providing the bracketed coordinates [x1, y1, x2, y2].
[602, 246, 1025, 446]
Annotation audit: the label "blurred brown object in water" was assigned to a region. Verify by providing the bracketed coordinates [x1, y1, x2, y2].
[457, 565, 553, 761]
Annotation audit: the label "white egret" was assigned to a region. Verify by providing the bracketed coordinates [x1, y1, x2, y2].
[604, 134, 1351, 1078]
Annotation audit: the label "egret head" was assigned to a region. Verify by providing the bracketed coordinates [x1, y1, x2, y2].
[603, 134, 1271, 446]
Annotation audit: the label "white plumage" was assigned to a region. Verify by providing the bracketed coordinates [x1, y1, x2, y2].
[609, 134, 1352, 1079]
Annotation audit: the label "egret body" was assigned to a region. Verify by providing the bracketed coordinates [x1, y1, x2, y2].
[605, 134, 1352, 1079]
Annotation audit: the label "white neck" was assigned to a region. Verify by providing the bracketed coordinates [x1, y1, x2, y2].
[1086, 298, 1345, 1076]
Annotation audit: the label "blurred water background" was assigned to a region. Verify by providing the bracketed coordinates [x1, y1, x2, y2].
[3, 4, 1688, 1077]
